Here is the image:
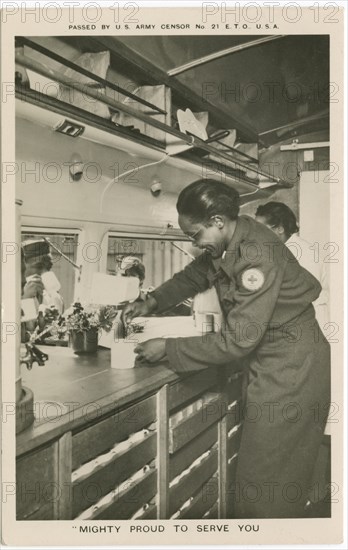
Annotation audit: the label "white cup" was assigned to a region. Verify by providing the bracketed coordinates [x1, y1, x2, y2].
[110, 338, 137, 369]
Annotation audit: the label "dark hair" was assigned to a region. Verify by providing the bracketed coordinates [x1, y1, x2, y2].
[25, 254, 53, 274]
[124, 263, 145, 282]
[255, 202, 299, 238]
[41, 254, 53, 271]
[176, 179, 240, 224]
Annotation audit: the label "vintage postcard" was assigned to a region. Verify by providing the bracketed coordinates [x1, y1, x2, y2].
[0, 0, 346, 547]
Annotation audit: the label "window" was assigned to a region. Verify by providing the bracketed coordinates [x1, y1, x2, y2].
[21, 229, 79, 310]
[107, 235, 196, 289]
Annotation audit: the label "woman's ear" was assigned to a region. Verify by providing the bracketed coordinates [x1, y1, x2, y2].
[212, 215, 224, 229]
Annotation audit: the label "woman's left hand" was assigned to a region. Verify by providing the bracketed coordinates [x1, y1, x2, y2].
[134, 338, 167, 364]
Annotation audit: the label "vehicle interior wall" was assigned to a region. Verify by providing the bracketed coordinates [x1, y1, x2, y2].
[241, 129, 329, 220]
[16, 34, 330, 310]
[16, 116, 202, 304]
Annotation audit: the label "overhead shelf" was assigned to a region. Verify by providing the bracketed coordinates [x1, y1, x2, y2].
[15, 46, 293, 193]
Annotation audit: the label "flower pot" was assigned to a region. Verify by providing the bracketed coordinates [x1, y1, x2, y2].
[69, 328, 98, 355]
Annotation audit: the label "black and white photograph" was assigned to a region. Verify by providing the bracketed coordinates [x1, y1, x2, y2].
[1, 2, 345, 547]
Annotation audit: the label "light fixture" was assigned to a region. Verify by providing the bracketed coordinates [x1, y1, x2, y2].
[150, 178, 162, 197]
[69, 153, 84, 182]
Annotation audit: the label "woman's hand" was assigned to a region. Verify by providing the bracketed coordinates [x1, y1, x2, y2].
[22, 275, 44, 301]
[134, 338, 167, 364]
[122, 295, 157, 326]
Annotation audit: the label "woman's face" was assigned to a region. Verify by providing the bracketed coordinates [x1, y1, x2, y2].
[178, 214, 225, 259]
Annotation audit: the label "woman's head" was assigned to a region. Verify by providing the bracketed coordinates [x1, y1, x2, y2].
[255, 202, 299, 242]
[124, 264, 145, 286]
[22, 239, 53, 276]
[25, 254, 53, 277]
[176, 179, 240, 258]
[120, 256, 146, 286]
[177, 179, 240, 224]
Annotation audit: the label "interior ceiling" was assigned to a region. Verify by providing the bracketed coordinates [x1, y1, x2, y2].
[23, 34, 329, 148]
[110, 35, 329, 144]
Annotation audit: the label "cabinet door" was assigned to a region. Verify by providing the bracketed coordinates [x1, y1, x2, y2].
[17, 444, 58, 520]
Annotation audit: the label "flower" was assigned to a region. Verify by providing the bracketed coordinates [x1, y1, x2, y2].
[64, 302, 119, 333]
[43, 302, 144, 342]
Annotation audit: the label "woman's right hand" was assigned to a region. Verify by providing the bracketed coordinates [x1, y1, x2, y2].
[122, 295, 157, 326]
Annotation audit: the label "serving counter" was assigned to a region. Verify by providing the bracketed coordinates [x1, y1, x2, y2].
[16, 346, 244, 520]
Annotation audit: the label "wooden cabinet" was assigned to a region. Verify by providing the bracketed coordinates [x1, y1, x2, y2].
[16, 444, 58, 520]
[16, 364, 244, 520]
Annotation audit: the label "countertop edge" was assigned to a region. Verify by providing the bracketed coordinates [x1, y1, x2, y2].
[16, 364, 179, 457]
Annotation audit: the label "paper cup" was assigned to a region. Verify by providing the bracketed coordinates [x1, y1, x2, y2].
[110, 338, 137, 369]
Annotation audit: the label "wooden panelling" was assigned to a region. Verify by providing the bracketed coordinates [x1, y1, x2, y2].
[169, 450, 218, 516]
[72, 395, 156, 469]
[92, 470, 157, 520]
[72, 433, 156, 517]
[218, 415, 228, 519]
[169, 394, 222, 454]
[226, 403, 243, 433]
[170, 423, 217, 481]
[168, 369, 218, 411]
[16, 444, 57, 520]
[180, 475, 218, 519]
[157, 385, 169, 519]
[55, 432, 72, 520]
[226, 373, 244, 405]
[136, 503, 157, 520]
[227, 425, 243, 459]
[203, 500, 219, 519]
[227, 456, 238, 481]
[17, 365, 245, 521]
[22, 502, 57, 521]
[226, 456, 238, 518]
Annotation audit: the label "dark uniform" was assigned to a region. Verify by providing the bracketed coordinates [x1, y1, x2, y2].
[151, 215, 330, 518]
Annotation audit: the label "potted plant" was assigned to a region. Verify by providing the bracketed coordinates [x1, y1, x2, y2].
[65, 302, 118, 355]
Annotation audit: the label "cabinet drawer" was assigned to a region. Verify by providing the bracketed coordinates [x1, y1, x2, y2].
[72, 394, 156, 469]
[169, 393, 222, 454]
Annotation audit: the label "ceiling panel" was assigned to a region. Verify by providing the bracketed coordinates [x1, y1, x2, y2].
[115, 35, 329, 137]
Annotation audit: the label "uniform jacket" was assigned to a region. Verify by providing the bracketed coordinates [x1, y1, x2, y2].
[151, 215, 322, 373]
[151, 215, 330, 517]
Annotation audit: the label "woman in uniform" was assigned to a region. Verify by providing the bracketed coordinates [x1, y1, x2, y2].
[22, 239, 64, 314]
[123, 179, 330, 518]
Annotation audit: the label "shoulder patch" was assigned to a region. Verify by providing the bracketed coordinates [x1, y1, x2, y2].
[241, 268, 265, 291]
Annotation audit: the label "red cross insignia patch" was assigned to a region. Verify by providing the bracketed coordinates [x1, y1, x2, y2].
[241, 268, 265, 291]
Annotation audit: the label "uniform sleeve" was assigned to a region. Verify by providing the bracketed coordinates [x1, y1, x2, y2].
[23, 275, 44, 304]
[165, 247, 288, 372]
[150, 253, 211, 313]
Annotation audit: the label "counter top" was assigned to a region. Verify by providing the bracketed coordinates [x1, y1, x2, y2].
[17, 345, 179, 456]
